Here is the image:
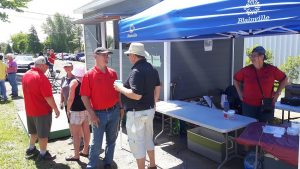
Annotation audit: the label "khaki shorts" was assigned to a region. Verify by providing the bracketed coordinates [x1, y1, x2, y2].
[126, 108, 155, 159]
[70, 110, 89, 125]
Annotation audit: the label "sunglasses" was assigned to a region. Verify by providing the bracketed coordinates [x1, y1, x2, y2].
[249, 53, 263, 58]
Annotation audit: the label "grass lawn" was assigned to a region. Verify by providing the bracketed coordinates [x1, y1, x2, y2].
[0, 100, 36, 169]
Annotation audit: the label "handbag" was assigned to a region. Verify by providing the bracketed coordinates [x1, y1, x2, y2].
[254, 68, 274, 113]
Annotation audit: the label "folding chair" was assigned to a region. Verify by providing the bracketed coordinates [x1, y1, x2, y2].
[48, 70, 61, 93]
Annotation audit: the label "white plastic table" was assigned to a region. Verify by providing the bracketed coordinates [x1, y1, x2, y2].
[155, 100, 257, 169]
[275, 102, 300, 123]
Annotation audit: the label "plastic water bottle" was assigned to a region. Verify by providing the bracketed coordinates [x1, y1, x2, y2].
[223, 101, 230, 119]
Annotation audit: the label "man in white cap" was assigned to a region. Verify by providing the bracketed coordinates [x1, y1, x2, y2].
[114, 43, 161, 169]
[22, 56, 60, 161]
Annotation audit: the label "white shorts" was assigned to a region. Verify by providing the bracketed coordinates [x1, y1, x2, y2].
[70, 110, 89, 125]
[126, 108, 155, 159]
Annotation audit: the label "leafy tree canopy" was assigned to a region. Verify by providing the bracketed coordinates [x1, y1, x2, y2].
[11, 32, 28, 54]
[0, 43, 7, 53]
[5, 43, 12, 54]
[27, 25, 42, 56]
[42, 13, 83, 53]
[0, 0, 31, 22]
[280, 56, 300, 83]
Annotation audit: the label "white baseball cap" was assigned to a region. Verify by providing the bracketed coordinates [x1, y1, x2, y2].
[34, 56, 47, 65]
[72, 65, 86, 77]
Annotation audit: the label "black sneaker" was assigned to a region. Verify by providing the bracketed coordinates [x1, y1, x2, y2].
[11, 95, 19, 99]
[36, 151, 56, 161]
[25, 146, 39, 159]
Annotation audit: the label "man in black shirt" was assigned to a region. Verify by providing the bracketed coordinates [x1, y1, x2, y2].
[114, 43, 160, 169]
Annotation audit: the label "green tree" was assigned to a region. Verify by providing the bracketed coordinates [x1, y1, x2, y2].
[0, 0, 31, 22]
[280, 56, 300, 83]
[0, 43, 8, 53]
[5, 44, 12, 54]
[10, 32, 28, 54]
[42, 13, 83, 53]
[27, 25, 42, 56]
[69, 25, 83, 52]
[107, 35, 114, 49]
[245, 45, 273, 66]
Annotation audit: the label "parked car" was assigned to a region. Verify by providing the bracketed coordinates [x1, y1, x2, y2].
[79, 56, 85, 62]
[56, 53, 62, 60]
[56, 53, 70, 60]
[69, 54, 77, 61]
[76, 53, 85, 61]
[15, 55, 35, 72]
[62, 53, 70, 60]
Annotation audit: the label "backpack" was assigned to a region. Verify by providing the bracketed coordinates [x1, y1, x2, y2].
[225, 85, 242, 114]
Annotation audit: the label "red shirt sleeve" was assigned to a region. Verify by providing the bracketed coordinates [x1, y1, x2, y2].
[234, 68, 245, 82]
[80, 73, 91, 97]
[272, 66, 286, 82]
[41, 76, 53, 97]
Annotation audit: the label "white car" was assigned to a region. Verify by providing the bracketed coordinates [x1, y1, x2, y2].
[15, 55, 35, 72]
[79, 56, 85, 62]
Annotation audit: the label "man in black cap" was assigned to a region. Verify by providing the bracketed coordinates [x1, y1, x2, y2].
[234, 46, 288, 122]
[81, 47, 123, 169]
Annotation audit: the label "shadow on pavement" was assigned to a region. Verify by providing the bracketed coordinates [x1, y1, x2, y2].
[35, 160, 71, 169]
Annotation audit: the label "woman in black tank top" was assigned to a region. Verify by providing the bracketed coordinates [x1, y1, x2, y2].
[65, 65, 90, 161]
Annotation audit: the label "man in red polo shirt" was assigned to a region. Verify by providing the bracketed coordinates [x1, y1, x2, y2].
[48, 49, 56, 77]
[22, 56, 60, 161]
[234, 46, 288, 122]
[81, 47, 123, 169]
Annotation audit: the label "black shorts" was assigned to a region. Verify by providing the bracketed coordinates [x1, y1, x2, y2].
[27, 112, 52, 138]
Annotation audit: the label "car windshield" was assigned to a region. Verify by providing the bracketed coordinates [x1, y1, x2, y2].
[15, 56, 34, 62]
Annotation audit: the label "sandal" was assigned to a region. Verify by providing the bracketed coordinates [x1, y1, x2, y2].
[65, 156, 80, 161]
[79, 151, 89, 158]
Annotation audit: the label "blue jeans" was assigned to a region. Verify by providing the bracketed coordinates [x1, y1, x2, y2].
[242, 103, 274, 122]
[87, 106, 120, 169]
[7, 73, 18, 96]
[0, 80, 7, 100]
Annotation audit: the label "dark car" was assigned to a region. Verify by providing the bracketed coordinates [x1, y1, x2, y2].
[76, 53, 85, 61]
[15, 55, 35, 72]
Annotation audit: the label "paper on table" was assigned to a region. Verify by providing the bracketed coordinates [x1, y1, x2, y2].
[262, 125, 286, 136]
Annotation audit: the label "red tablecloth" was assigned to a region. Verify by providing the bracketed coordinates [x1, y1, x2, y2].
[235, 122, 299, 166]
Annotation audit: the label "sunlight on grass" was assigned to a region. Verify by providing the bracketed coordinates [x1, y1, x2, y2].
[0, 100, 36, 168]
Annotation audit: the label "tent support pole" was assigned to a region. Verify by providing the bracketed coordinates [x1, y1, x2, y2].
[119, 42, 123, 81]
[164, 42, 171, 101]
[231, 38, 235, 85]
[101, 22, 106, 47]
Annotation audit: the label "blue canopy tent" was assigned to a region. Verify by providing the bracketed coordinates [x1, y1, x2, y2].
[119, 0, 300, 42]
[118, 2, 300, 167]
[117, 0, 300, 102]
